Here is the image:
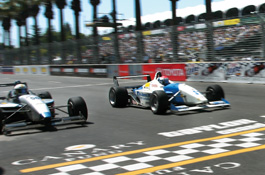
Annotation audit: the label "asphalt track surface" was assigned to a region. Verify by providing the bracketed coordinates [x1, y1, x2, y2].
[1, 74, 265, 175]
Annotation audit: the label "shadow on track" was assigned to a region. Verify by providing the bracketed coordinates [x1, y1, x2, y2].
[3, 122, 94, 137]
[0, 167, 5, 175]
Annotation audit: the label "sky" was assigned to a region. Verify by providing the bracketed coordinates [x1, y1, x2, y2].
[3, 0, 265, 47]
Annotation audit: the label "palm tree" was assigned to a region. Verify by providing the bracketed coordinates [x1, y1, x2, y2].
[112, 0, 120, 63]
[71, 0, 81, 40]
[90, 0, 100, 37]
[71, 0, 82, 63]
[135, 0, 144, 63]
[90, 0, 100, 63]
[55, 0, 67, 63]
[44, 0, 54, 64]
[19, 3, 30, 47]
[2, 17, 11, 47]
[15, 17, 23, 47]
[169, 0, 179, 62]
[30, 4, 40, 45]
[44, 0, 53, 43]
[0, 0, 21, 47]
[55, 0, 67, 42]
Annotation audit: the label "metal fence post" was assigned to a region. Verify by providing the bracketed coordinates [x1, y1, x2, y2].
[205, 20, 215, 61]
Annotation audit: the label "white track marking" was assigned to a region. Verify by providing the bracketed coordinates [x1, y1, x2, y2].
[1, 80, 146, 92]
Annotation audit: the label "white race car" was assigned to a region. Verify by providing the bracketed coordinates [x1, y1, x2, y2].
[0, 81, 88, 135]
[109, 71, 230, 114]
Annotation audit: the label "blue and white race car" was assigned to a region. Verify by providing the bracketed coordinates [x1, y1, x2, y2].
[109, 71, 230, 114]
[0, 81, 88, 135]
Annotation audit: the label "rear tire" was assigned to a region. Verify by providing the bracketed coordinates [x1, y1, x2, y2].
[109, 87, 128, 107]
[206, 85, 225, 101]
[150, 90, 169, 114]
[0, 120, 3, 135]
[0, 110, 4, 135]
[68, 97, 88, 121]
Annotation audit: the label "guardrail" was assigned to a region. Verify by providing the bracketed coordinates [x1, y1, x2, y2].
[1, 62, 265, 84]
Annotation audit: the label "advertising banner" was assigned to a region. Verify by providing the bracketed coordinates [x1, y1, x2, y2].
[226, 62, 265, 84]
[50, 65, 107, 77]
[119, 65, 129, 76]
[1, 66, 13, 74]
[186, 63, 226, 82]
[14, 66, 50, 75]
[142, 64, 186, 81]
[129, 65, 142, 76]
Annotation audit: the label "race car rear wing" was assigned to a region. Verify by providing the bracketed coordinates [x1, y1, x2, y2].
[113, 75, 151, 86]
[0, 82, 27, 88]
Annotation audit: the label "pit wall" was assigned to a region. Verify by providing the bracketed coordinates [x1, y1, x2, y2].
[1, 62, 265, 84]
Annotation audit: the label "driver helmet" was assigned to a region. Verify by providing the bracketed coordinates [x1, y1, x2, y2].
[158, 76, 170, 86]
[14, 84, 28, 96]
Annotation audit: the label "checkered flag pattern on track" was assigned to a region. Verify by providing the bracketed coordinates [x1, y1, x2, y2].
[48, 132, 265, 175]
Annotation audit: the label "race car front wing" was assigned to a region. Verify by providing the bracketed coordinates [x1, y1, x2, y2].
[170, 98, 230, 112]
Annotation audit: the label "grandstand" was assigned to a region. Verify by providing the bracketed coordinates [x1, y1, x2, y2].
[95, 2, 265, 63]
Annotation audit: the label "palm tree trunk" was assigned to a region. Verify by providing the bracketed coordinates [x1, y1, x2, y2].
[92, 4, 99, 63]
[170, 0, 179, 62]
[48, 18, 53, 64]
[59, 9, 65, 42]
[59, 8, 66, 63]
[48, 19, 52, 43]
[75, 11, 80, 39]
[112, 0, 120, 63]
[18, 26, 21, 47]
[34, 16, 39, 45]
[135, 0, 144, 63]
[24, 19, 29, 46]
[74, 10, 82, 63]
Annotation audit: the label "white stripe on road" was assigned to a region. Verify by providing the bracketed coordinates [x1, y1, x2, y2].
[1, 80, 146, 93]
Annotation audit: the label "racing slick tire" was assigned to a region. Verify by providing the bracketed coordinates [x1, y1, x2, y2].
[150, 90, 169, 114]
[206, 85, 225, 101]
[38, 91, 52, 99]
[0, 117, 3, 135]
[109, 87, 128, 107]
[68, 97, 88, 121]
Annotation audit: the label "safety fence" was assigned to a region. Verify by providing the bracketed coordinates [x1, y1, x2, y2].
[1, 14, 265, 65]
[1, 61, 265, 84]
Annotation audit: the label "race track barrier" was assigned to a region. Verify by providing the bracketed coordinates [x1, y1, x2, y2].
[14, 65, 50, 75]
[1, 62, 265, 84]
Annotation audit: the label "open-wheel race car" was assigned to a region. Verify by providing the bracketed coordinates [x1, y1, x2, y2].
[0, 81, 88, 135]
[109, 71, 230, 114]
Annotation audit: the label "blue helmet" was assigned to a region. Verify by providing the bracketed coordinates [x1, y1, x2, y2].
[158, 76, 170, 86]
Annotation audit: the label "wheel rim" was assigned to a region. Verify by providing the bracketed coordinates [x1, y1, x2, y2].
[151, 95, 158, 112]
[68, 101, 75, 116]
[109, 89, 116, 105]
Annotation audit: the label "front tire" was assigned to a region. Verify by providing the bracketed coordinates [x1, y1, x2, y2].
[150, 90, 169, 114]
[38, 91, 52, 99]
[68, 97, 88, 121]
[206, 85, 225, 101]
[109, 87, 128, 107]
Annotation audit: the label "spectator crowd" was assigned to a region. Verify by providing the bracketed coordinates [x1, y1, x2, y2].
[84, 24, 262, 63]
